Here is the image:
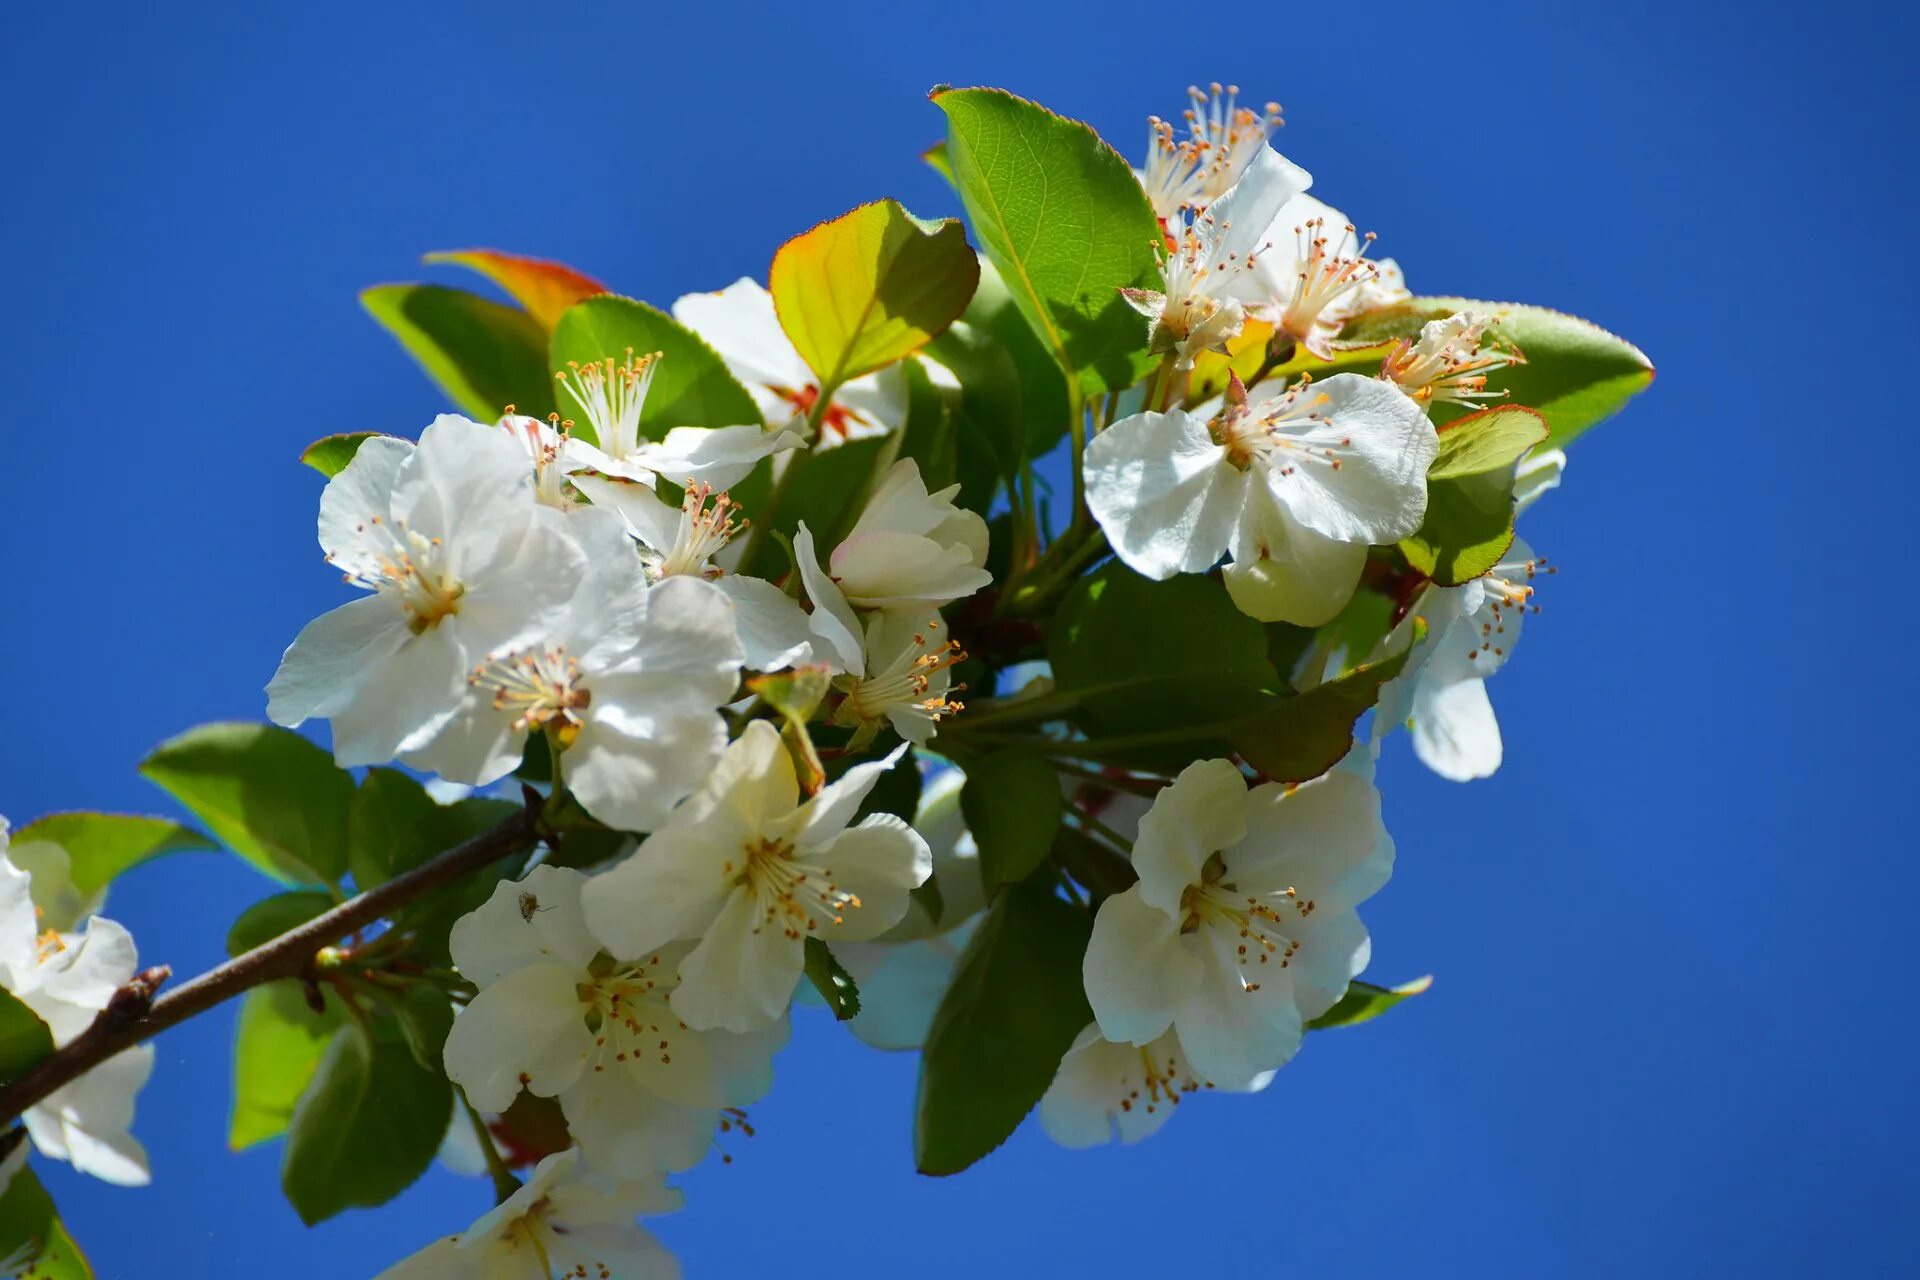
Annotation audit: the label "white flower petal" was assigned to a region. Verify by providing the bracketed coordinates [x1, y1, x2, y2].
[670, 889, 802, 1033]
[443, 962, 592, 1112]
[1410, 672, 1503, 781]
[449, 865, 599, 987]
[794, 522, 865, 673]
[265, 595, 409, 728]
[1083, 887, 1198, 1046]
[808, 816, 931, 943]
[1130, 760, 1249, 915]
[1084, 410, 1239, 579]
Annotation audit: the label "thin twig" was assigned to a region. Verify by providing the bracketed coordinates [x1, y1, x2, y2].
[0, 807, 539, 1125]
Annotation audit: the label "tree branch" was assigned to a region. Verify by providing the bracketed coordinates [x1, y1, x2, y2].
[0, 806, 539, 1126]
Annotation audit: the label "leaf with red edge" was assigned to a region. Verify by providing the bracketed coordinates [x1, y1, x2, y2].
[424, 249, 607, 330]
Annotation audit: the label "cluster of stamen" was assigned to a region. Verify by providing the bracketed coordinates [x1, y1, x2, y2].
[1382, 314, 1527, 407]
[1209, 375, 1350, 477]
[769, 381, 867, 441]
[1468, 556, 1553, 661]
[1141, 83, 1283, 220]
[582, 953, 683, 1073]
[501, 408, 578, 509]
[337, 515, 465, 634]
[555, 348, 660, 459]
[653, 482, 745, 580]
[502, 1194, 613, 1279]
[838, 620, 968, 731]
[470, 645, 592, 746]
[1178, 852, 1314, 990]
[1278, 218, 1385, 349]
[726, 838, 861, 940]
[1115, 1045, 1209, 1117]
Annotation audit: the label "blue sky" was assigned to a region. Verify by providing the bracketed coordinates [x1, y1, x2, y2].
[2, 1, 1915, 1275]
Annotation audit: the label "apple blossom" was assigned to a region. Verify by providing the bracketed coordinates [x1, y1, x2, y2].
[1380, 310, 1527, 409]
[443, 866, 786, 1180]
[813, 459, 991, 610]
[672, 278, 907, 446]
[1139, 83, 1286, 221]
[1039, 1025, 1273, 1149]
[266, 415, 587, 767]
[1082, 755, 1393, 1084]
[1243, 193, 1409, 360]
[583, 721, 932, 1034]
[1085, 372, 1436, 625]
[373, 1147, 681, 1280]
[405, 507, 744, 833]
[827, 609, 969, 748]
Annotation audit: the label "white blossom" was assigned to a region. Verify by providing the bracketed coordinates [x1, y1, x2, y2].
[1082, 755, 1393, 1084]
[1039, 1025, 1272, 1148]
[810, 459, 991, 610]
[1380, 309, 1527, 409]
[1242, 194, 1409, 360]
[1085, 373, 1436, 625]
[0, 824, 153, 1188]
[828, 609, 969, 747]
[407, 509, 743, 833]
[1139, 83, 1288, 221]
[583, 722, 932, 1034]
[267, 416, 585, 767]
[672, 278, 908, 448]
[443, 866, 784, 1180]
[373, 1148, 681, 1280]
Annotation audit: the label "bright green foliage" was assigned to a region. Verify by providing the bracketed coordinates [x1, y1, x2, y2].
[139, 722, 354, 885]
[10, 812, 209, 902]
[933, 88, 1160, 395]
[298, 432, 379, 477]
[0, 988, 53, 1084]
[769, 199, 977, 389]
[960, 753, 1062, 889]
[803, 937, 862, 1021]
[225, 890, 334, 957]
[915, 884, 1093, 1175]
[0, 1167, 92, 1278]
[1307, 975, 1434, 1029]
[281, 1021, 452, 1225]
[229, 983, 341, 1150]
[361, 283, 555, 421]
[1339, 298, 1654, 450]
[549, 295, 762, 444]
[1401, 407, 1549, 585]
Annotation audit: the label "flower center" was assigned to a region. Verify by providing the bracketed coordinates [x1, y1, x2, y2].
[1277, 218, 1384, 346]
[582, 953, 684, 1073]
[1381, 313, 1526, 407]
[501, 411, 578, 509]
[556, 348, 660, 460]
[770, 382, 867, 441]
[1209, 380, 1352, 476]
[729, 837, 861, 939]
[1116, 1044, 1207, 1119]
[339, 515, 466, 633]
[653, 483, 745, 580]
[835, 621, 968, 731]
[470, 645, 592, 747]
[1465, 556, 1551, 662]
[1177, 852, 1314, 990]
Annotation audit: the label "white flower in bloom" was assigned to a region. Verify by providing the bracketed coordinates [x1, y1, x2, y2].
[555, 348, 793, 493]
[408, 509, 743, 833]
[813, 459, 991, 610]
[672, 278, 908, 447]
[1380, 310, 1527, 409]
[584, 721, 932, 1034]
[1039, 1025, 1273, 1149]
[827, 610, 969, 747]
[1085, 373, 1436, 625]
[1243, 194, 1409, 360]
[1139, 83, 1287, 221]
[1082, 756, 1393, 1083]
[443, 866, 785, 1180]
[373, 1148, 681, 1280]
[0, 828, 153, 1187]
[267, 416, 585, 767]
[1124, 146, 1315, 371]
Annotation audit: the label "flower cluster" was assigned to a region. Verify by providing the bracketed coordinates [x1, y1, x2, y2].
[0, 77, 1646, 1279]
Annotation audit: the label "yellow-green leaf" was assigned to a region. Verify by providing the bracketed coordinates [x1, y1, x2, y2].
[362, 283, 556, 421]
[1307, 975, 1433, 1029]
[423, 248, 606, 330]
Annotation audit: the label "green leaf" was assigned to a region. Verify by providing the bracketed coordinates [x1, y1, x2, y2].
[10, 812, 209, 902]
[922, 140, 954, 184]
[1049, 563, 1281, 736]
[362, 283, 555, 421]
[769, 199, 978, 390]
[1428, 405, 1550, 481]
[922, 317, 1026, 508]
[0, 1166, 93, 1279]
[0, 988, 53, 1085]
[229, 982, 341, 1150]
[346, 768, 443, 890]
[389, 984, 455, 1073]
[394, 797, 525, 965]
[1307, 975, 1433, 1030]
[959, 753, 1062, 889]
[933, 87, 1160, 395]
[298, 432, 380, 478]
[549, 294, 762, 444]
[1339, 298, 1654, 450]
[139, 722, 354, 885]
[915, 883, 1092, 1175]
[225, 890, 335, 958]
[1400, 406, 1549, 586]
[802, 937, 862, 1021]
[1224, 624, 1421, 783]
[281, 1021, 452, 1225]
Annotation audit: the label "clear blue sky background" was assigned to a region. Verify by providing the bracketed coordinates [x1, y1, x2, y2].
[2, 2, 1914, 1276]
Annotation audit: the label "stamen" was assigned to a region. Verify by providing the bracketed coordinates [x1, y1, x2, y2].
[334, 514, 465, 632]
[734, 838, 862, 939]
[1381, 312, 1527, 407]
[470, 645, 592, 746]
[653, 483, 746, 580]
[555, 349, 661, 460]
[834, 620, 969, 734]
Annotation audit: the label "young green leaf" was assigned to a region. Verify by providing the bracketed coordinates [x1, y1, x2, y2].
[0, 1166, 93, 1279]
[225, 890, 335, 957]
[915, 883, 1092, 1175]
[362, 283, 556, 421]
[298, 431, 380, 478]
[422, 248, 607, 330]
[960, 753, 1062, 889]
[9, 812, 210, 903]
[549, 294, 762, 443]
[139, 722, 354, 885]
[1225, 624, 1420, 783]
[229, 982, 341, 1150]
[1428, 405, 1550, 481]
[1339, 298, 1653, 450]
[802, 937, 862, 1021]
[933, 87, 1160, 395]
[1306, 975, 1433, 1030]
[769, 200, 978, 391]
[0, 988, 53, 1084]
[281, 1021, 452, 1225]
[1399, 406, 1549, 585]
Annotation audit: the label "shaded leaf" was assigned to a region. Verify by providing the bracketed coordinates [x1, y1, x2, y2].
[0, 1167, 92, 1279]
[1307, 975, 1433, 1030]
[803, 937, 862, 1021]
[10, 812, 209, 901]
[298, 432, 381, 478]
[1224, 623, 1421, 783]
[346, 768, 442, 890]
[959, 753, 1061, 889]
[0, 989, 52, 1085]
[361, 283, 555, 421]
[226, 890, 334, 958]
